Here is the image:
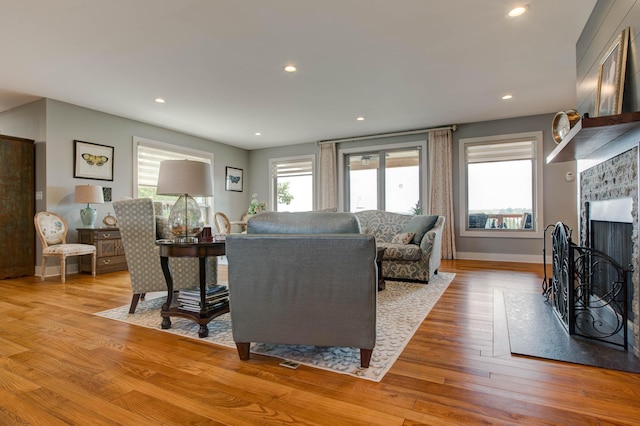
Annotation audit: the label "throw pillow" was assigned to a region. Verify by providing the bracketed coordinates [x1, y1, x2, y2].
[402, 215, 438, 244]
[156, 215, 170, 239]
[391, 232, 415, 245]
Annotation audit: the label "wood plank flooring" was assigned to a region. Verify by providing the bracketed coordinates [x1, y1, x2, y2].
[1, 260, 639, 425]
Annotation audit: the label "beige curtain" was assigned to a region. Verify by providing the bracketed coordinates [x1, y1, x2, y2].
[319, 142, 337, 210]
[428, 129, 456, 259]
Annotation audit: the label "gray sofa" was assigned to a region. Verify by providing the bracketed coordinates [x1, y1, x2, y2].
[355, 210, 444, 283]
[225, 212, 377, 368]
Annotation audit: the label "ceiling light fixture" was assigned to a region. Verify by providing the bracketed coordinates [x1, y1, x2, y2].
[502, 94, 513, 100]
[356, 116, 365, 121]
[508, 5, 529, 17]
[154, 98, 166, 103]
[284, 65, 297, 73]
[254, 132, 262, 136]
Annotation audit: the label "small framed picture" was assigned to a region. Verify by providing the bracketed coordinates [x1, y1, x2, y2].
[225, 166, 243, 192]
[74, 140, 114, 181]
[595, 27, 629, 117]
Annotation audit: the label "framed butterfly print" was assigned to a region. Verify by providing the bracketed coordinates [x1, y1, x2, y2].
[74, 140, 114, 181]
[225, 166, 243, 192]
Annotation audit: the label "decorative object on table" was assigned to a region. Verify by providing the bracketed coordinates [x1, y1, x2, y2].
[551, 109, 580, 144]
[34, 211, 97, 283]
[156, 159, 214, 243]
[225, 166, 243, 192]
[102, 212, 117, 227]
[247, 193, 267, 215]
[595, 27, 629, 117]
[199, 226, 213, 243]
[74, 184, 104, 227]
[73, 140, 114, 181]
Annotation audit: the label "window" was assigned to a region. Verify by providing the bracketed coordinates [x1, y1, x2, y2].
[133, 136, 214, 222]
[339, 141, 426, 214]
[269, 155, 315, 212]
[459, 131, 543, 238]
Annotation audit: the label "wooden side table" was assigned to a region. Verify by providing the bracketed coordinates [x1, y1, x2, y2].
[156, 241, 227, 337]
[77, 228, 127, 274]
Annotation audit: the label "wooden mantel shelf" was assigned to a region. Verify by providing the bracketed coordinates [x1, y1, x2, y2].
[546, 112, 640, 163]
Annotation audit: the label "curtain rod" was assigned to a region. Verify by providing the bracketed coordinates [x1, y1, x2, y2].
[317, 124, 457, 145]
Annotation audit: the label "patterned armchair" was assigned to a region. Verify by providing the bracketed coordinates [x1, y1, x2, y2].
[355, 210, 444, 283]
[113, 198, 218, 313]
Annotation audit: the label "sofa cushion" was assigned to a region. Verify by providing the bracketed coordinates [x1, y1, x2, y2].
[391, 232, 415, 244]
[377, 242, 423, 261]
[402, 215, 438, 244]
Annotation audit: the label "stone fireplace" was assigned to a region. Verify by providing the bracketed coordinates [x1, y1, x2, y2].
[580, 146, 639, 358]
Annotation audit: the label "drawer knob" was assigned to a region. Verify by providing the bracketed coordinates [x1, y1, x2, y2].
[102, 259, 111, 264]
[101, 233, 111, 238]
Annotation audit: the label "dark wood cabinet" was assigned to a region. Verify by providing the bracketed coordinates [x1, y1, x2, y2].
[77, 228, 128, 274]
[0, 134, 35, 279]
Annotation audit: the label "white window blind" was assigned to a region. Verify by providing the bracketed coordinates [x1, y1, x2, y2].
[271, 159, 313, 179]
[137, 142, 212, 188]
[465, 139, 535, 164]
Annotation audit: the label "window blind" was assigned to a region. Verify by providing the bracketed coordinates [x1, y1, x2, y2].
[137, 143, 212, 187]
[466, 139, 535, 164]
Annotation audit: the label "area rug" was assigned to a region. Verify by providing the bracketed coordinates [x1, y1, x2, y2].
[95, 272, 454, 382]
[502, 290, 640, 374]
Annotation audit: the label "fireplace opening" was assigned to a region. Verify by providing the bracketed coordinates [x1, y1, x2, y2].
[589, 220, 634, 325]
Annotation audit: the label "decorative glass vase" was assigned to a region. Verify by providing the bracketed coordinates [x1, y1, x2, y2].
[168, 195, 203, 243]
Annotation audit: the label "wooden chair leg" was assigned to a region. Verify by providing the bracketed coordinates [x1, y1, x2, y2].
[360, 348, 373, 368]
[41, 257, 46, 281]
[235, 342, 251, 360]
[91, 252, 97, 277]
[129, 294, 142, 314]
[60, 255, 66, 283]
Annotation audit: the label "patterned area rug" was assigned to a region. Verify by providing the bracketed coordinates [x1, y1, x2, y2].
[95, 272, 454, 382]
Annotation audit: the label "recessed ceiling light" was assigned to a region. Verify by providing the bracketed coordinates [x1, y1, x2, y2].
[284, 65, 297, 73]
[254, 132, 262, 136]
[502, 94, 513, 100]
[356, 116, 365, 121]
[154, 98, 165, 103]
[508, 5, 528, 17]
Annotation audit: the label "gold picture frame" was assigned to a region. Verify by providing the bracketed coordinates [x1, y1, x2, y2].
[595, 27, 629, 117]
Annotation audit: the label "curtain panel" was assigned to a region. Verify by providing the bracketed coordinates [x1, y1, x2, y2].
[428, 129, 457, 259]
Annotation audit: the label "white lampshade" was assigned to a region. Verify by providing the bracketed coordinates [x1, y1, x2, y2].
[74, 185, 104, 204]
[157, 160, 213, 243]
[156, 160, 213, 196]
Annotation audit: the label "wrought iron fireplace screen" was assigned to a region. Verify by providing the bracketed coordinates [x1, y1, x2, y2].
[542, 222, 632, 349]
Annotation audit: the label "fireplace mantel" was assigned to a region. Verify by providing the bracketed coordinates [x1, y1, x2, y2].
[547, 112, 640, 164]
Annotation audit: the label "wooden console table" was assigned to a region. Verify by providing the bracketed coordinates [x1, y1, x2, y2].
[156, 241, 227, 337]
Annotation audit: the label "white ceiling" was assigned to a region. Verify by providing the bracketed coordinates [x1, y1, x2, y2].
[0, 0, 596, 150]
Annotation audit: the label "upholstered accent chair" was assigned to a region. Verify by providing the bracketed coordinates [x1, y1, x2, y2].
[34, 212, 97, 283]
[214, 212, 232, 234]
[355, 210, 444, 283]
[113, 198, 218, 313]
[226, 211, 377, 368]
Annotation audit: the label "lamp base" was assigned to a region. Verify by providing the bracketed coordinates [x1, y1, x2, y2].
[168, 194, 203, 243]
[80, 205, 97, 227]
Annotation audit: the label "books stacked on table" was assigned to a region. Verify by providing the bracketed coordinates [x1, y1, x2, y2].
[177, 284, 229, 312]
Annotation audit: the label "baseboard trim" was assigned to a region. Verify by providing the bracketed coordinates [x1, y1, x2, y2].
[456, 251, 550, 264]
[35, 264, 80, 279]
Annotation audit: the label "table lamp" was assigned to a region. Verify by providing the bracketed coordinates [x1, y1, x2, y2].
[74, 184, 104, 227]
[156, 159, 214, 243]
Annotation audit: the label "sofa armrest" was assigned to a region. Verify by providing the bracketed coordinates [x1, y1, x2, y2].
[419, 216, 445, 272]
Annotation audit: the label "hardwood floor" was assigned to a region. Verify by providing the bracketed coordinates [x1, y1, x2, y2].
[1, 260, 639, 425]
